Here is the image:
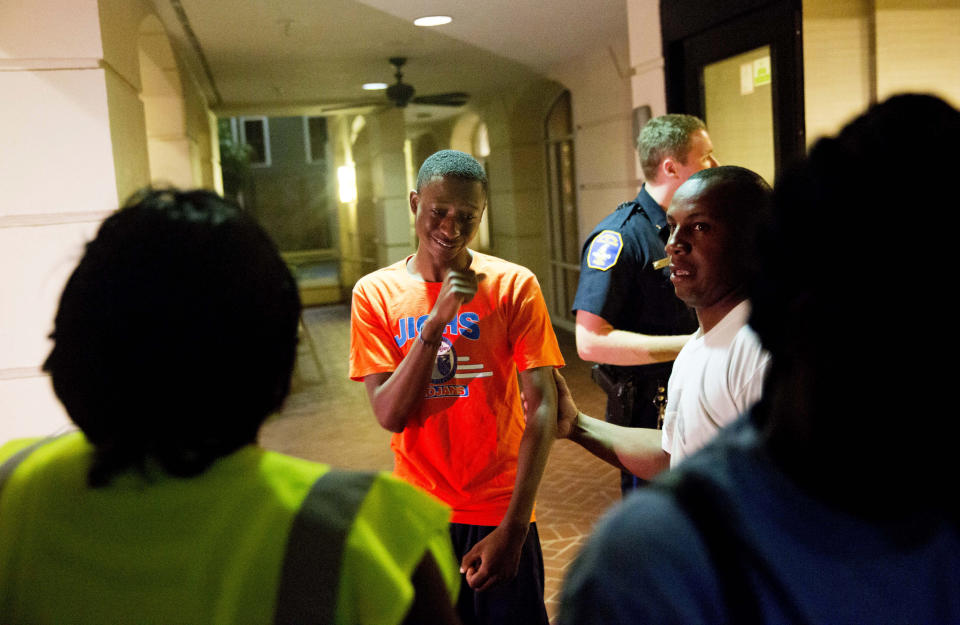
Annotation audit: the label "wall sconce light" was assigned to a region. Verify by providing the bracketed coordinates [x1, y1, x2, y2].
[338, 163, 357, 203]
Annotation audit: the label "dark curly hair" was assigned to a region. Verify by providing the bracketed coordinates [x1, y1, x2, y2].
[749, 94, 960, 522]
[751, 94, 959, 364]
[44, 188, 301, 486]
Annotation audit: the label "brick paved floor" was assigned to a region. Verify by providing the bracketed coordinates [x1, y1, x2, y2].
[260, 304, 621, 623]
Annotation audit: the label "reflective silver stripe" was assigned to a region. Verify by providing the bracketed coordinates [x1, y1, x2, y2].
[0, 438, 60, 503]
[274, 469, 377, 625]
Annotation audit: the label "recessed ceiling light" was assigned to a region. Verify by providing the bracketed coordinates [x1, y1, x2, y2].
[414, 15, 452, 27]
[362, 82, 388, 90]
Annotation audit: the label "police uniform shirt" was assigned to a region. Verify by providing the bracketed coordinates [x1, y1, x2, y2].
[572, 186, 697, 336]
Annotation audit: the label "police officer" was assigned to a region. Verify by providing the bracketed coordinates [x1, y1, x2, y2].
[0, 189, 459, 625]
[572, 114, 717, 493]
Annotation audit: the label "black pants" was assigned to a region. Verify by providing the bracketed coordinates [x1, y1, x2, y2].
[448, 522, 549, 625]
[596, 363, 673, 495]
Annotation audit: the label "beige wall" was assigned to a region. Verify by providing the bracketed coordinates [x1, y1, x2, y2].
[875, 0, 960, 106]
[332, 116, 365, 289]
[627, 0, 669, 152]
[1, 1, 120, 440]
[366, 108, 412, 268]
[802, 0, 875, 144]
[100, 1, 164, 195]
[100, 0, 215, 194]
[0, 0, 215, 442]
[804, 0, 960, 144]
[105, 66, 152, 199]
[548, 32, 637, 251]
[477, 80, 566, 285]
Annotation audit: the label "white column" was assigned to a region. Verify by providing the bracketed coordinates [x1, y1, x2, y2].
[0, 1, 150, 441]
[626, 0, 669, 182]
[368, 108, 412, 267]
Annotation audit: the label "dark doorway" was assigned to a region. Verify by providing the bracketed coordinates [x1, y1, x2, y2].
[662, 0, 806, 181]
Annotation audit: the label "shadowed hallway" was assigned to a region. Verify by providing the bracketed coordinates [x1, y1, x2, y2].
[259, 303, 620, 621]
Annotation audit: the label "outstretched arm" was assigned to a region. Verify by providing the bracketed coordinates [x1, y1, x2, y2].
[460, 365, 557, 591]
[576, 310, 692, 366]
[554, 369, 670, 480]
[364, 268, 478, 433]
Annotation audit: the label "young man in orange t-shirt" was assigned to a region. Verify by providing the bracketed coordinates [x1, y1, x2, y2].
[350, 150, 563, 625]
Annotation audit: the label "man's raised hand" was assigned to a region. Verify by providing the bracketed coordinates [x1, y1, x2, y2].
[430, 260, 480, 326]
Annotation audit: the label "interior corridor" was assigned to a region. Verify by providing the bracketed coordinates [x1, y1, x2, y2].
[259, 303, 620, 621]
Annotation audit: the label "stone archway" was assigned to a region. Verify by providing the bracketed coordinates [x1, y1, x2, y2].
[449, 111, 482, 155]
[138, 15, 192, 187]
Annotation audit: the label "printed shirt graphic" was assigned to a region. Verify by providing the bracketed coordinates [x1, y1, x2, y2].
[349, 252, 564, 525]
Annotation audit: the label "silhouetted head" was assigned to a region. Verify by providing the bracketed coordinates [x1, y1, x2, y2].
[45, 188, 301, 486]
[750, 94, 960, 520]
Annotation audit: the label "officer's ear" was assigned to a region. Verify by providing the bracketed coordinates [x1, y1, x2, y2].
[661, 156, 681, 181]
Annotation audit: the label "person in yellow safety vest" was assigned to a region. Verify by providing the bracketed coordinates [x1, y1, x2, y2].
[0, 188, 460, 625]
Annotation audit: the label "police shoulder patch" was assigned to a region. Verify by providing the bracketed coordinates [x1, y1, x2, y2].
[586, 230, 624, 271]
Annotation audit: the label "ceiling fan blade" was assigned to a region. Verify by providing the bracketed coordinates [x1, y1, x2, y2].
[316, 100, 386, 113]
[411, 92, 470, 106]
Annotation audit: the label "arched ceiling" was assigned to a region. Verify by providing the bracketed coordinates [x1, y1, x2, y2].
[152, 0, 628, 118]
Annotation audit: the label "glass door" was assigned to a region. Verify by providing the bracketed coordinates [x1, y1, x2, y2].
[664, 0, 806, 180]
[703, 46, 776, 184]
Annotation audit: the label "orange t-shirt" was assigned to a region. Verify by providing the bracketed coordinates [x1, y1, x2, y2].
[349, 252, 565, 525]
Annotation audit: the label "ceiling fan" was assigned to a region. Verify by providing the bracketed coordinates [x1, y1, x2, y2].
[318, 57, 470, 113]
[384, 56, 469, 108]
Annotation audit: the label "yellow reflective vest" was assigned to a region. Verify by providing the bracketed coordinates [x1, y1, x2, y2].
[0, 433, 457, 624]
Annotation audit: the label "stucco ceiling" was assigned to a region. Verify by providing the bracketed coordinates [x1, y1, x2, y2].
[161, 0, 628, 118]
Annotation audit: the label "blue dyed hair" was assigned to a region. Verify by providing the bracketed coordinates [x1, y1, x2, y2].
[416, 149, 488, 194]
